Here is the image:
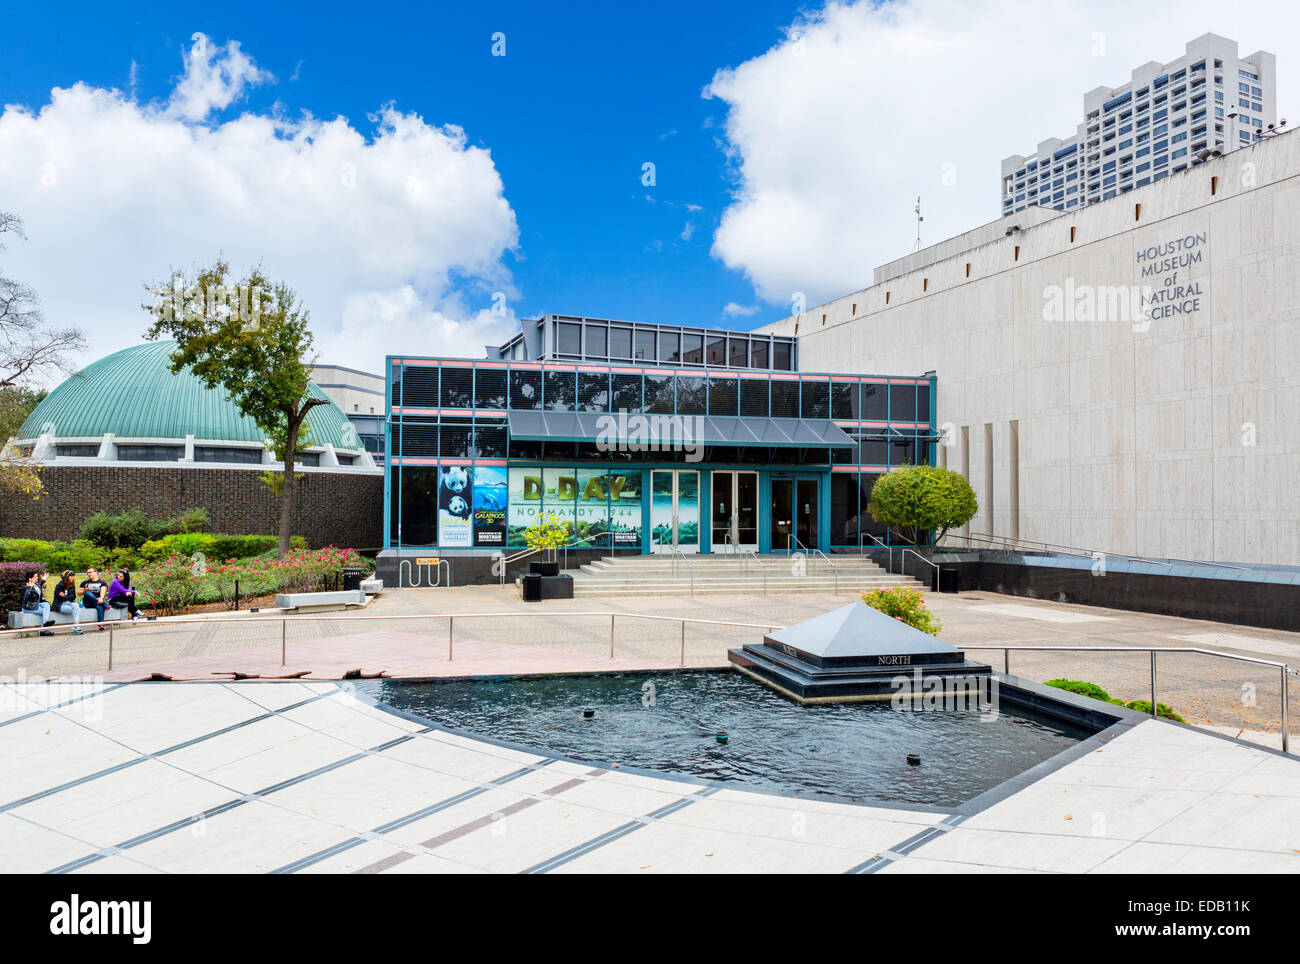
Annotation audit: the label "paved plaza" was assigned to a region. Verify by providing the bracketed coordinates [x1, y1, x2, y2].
[1, 679, 1296, 874]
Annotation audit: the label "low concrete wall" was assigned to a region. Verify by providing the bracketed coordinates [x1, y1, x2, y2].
[908, 550, 1300, 633]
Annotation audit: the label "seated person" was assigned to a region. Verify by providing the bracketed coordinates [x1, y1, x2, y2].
[107, 569, 142, 621]
[79, 567, 109, 630]
[52, 570, 85, 635]
[19, 571, 54, 636]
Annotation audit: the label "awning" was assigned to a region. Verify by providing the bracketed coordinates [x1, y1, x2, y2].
[506, 411, 856, 449]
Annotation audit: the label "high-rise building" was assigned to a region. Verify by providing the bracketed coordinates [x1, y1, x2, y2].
[1001, 33, 1275, 215]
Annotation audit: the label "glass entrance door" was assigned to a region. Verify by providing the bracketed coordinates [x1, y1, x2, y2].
[769, 476, 820, 552]
[711, 470, 758, 552]
[650, 470, 700, 553]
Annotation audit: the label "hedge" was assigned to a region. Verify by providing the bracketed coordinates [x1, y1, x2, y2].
[76, 507, 210, 550]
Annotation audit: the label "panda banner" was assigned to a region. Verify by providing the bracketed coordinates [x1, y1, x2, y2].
[471, 466, 508, 547]
[438, 465, 474, 547]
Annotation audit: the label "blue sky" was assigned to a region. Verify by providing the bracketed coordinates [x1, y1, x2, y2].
[3, 0, 815, 335]
[2, 0, 1294, 374]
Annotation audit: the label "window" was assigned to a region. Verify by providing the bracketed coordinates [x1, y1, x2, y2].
[543, 370, 575, 411]
[634, 329, 655, 361]
[658, 331, 680, 363]
[707, 376, 738, 416]
[194, 446, 262, 464]
[578, 372, 609, 412]
[770, 380, 799, 417]
[586, 324, 607, 358]
[740, 378, 768, 417]
[609, 327, 632, 359]
[556, 322, 581, 356]
[510, 369, 543, 410]
[676, 375, 707, 414]
[644, 373, 674, 413]
[772, 342, 793, 371]
[681, 333, 704, 365]
[728, 336, 748, 367]
[800, 379, 829, 418]
[860, 382, 888, 420]
[706, 334, 726, 366]
[889, 383, 917, 421]
[55, 444, 100, 458]
[749, 340, 769, 368]
[831, 380, 856, 419]
[116, 445, 183, 462]
[611, 373, 642, 413]
[475, 368, 507, 409]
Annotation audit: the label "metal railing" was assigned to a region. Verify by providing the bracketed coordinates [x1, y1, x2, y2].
[965, 644, 1293, 753]
[497, 534, 605, 586]
[4, 614, 1291, 750]
[949, 531, 1254, 573]
[0, 608, 780, 672]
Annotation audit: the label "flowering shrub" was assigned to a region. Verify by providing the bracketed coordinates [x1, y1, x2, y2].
[861, 586, 942, 636]
[134, 546, 366, 615]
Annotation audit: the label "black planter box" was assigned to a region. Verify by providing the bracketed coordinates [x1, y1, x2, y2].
[521, 573, 573, 601]
[529, 561, 560, 577]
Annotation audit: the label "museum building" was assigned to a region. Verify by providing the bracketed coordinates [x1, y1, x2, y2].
[382, 314, 938, 572]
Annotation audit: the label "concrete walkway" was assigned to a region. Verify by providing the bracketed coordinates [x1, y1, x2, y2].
[2, 680, 1296, 874]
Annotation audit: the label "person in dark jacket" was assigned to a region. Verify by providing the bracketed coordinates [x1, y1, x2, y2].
[19, 571, 54, 636]
[52, 570, 85, 635]
[107, 569, 142, 621]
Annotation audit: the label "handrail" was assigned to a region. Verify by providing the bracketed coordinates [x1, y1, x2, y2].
[964, 643, 1293, 753]
[498, 534, 605, 585]
[950, 531, 1254, 573]
[1, 608, 783, 673]
[788, 534, 836, 571]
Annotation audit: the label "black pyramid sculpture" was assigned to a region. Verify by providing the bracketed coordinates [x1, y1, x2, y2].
[729, 601, 990, 703]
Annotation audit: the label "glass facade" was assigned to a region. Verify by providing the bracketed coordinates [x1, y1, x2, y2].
[387, 356, 937, 552]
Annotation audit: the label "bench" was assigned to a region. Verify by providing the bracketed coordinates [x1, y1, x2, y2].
[274, 590, 366, 613]
[7, 607, 127, 630]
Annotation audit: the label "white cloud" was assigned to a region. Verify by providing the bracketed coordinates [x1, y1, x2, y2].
[168, 33, 275, 121]
[0, 33, 520, 383]
[705, 0, 1300, 305]
[722, 301, 759, 317]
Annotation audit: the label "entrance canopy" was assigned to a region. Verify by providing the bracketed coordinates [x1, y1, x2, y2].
[506, 411, 856, 449]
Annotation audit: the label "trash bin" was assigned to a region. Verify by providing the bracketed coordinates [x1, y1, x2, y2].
[521, 573, 543, 602]
[938, 566, 959, 593]
[341, 567, 364, 592]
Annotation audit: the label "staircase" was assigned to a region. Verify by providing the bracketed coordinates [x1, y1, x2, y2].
[568, 553, 926, 597]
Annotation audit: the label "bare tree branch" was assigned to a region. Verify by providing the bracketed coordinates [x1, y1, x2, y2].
[0, 210, 87, 387]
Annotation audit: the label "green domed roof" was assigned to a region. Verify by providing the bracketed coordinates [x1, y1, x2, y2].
[20, 340, 357, 448]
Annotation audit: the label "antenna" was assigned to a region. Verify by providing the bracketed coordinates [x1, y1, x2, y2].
[913, 195, 923, 251]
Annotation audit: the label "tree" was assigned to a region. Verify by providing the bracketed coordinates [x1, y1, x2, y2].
[0, 386, 48, 499]
[868, 464, 977, 547]
[145, 259, 325, 557]
[0, 211, 86, 388]
[0, 387, 47, 441]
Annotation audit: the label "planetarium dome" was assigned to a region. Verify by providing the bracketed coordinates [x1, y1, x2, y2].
[13, 340, 376, 470]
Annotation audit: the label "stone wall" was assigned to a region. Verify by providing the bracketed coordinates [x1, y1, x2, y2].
[759, 133, 1300, 565]
[1, 466, 383, 550]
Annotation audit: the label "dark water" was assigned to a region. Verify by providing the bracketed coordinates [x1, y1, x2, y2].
[360, 671, 1091, 807]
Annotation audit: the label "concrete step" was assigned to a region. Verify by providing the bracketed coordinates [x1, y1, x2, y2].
[571, 580, 911, 596]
